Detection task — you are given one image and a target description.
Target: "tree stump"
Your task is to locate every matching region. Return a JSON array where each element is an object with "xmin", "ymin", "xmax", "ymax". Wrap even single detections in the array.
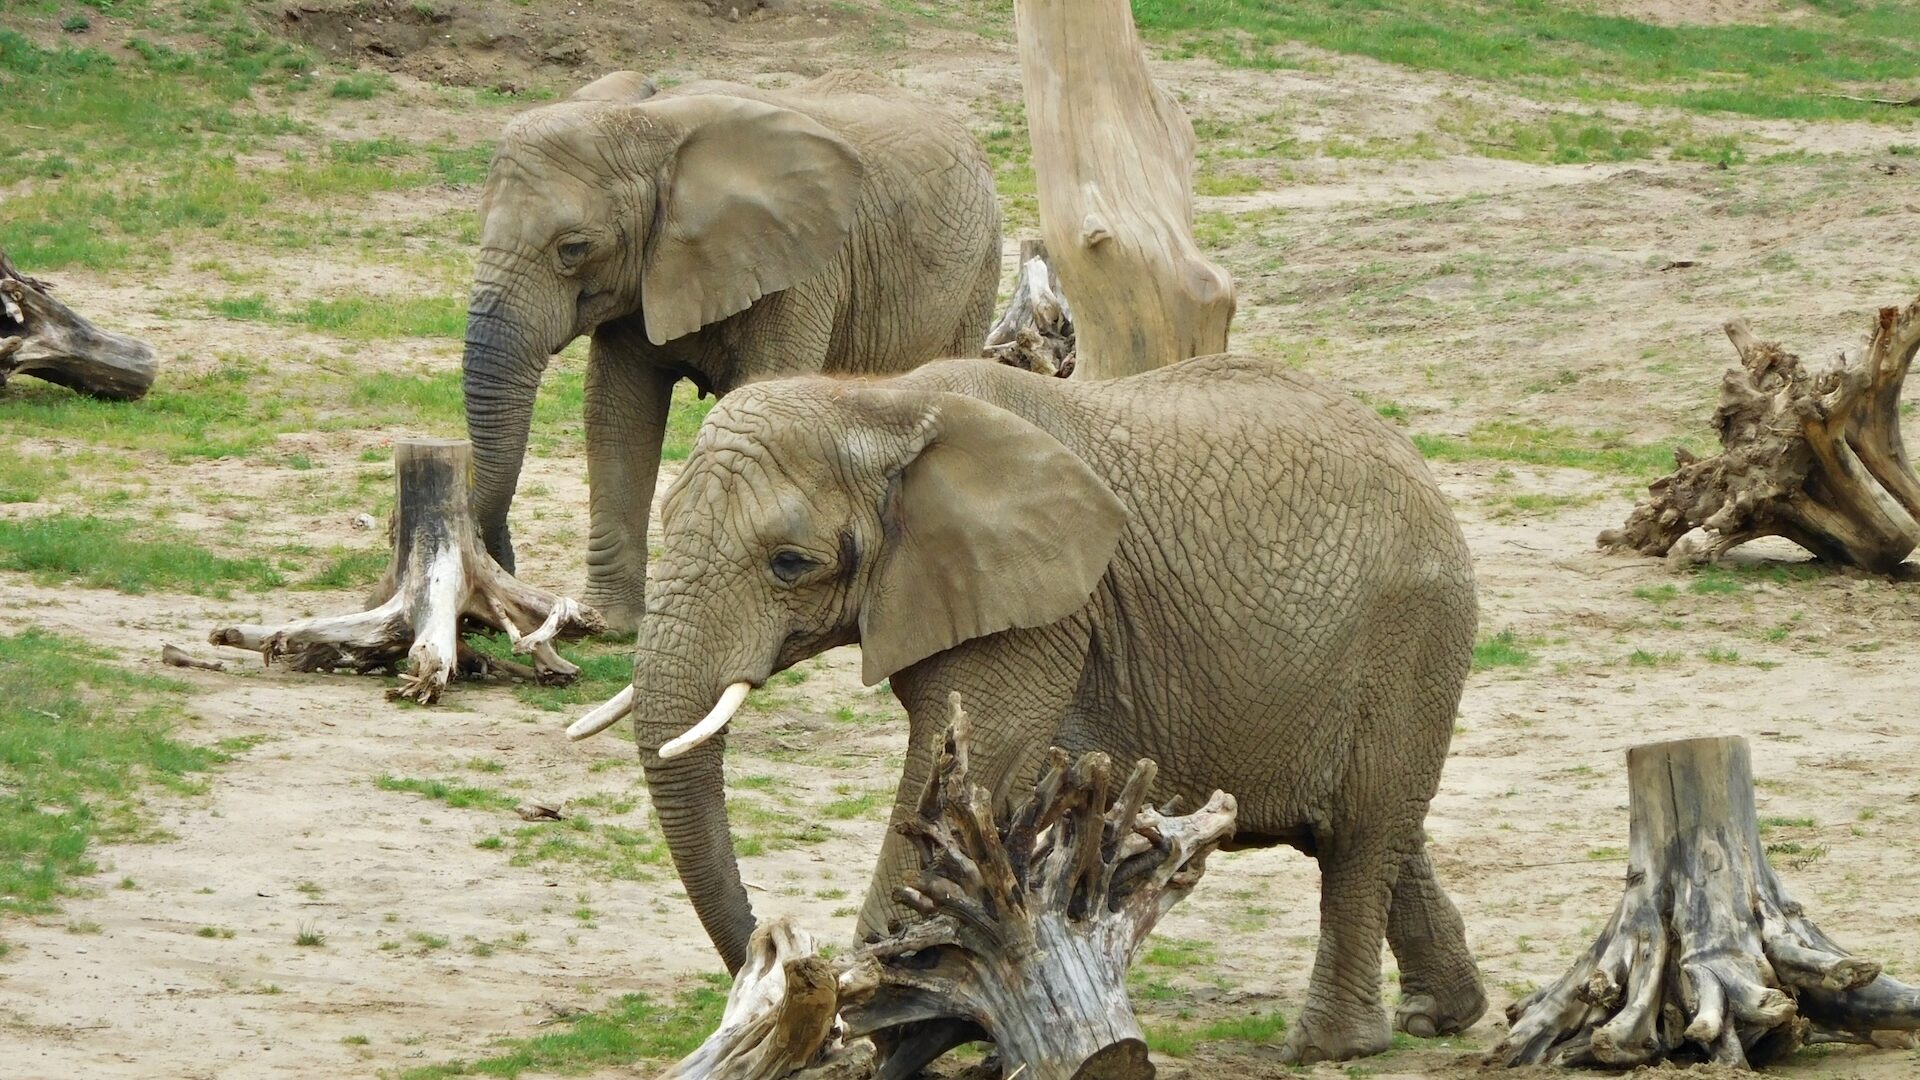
[
  {"xmin": 655, "ymin": 695, "xmax": 1239, "ymax": 1080},
  {"xmin": 1494, "ymin": 736, "xmax": 1920, "ymax": 1069},
  {"xmin": 1599, "ymin": 295, "xmax": 1920, "ymax": 572},
  {"xmin": 1013, "ymin": 0, "xmax": 1235, "ymax": 379},
  {"xmin": 0, "ymin": 247, "xmax": 156, "ymax": 401},
  {"xmin": 984, "ymin": 239, "xmax": 1075, "ymax": 378},
  {"xmin": 209, "ymin": 438, "xmax": 605, "ymax": 703}
]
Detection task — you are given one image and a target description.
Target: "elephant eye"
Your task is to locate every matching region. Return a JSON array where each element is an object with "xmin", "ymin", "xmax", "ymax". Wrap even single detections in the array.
[
  {"xmin": 557, "ymin": 239, "xmax": 591, "ymax": 264},
  {"xmin": 769, "ymin": 550, "xmax": 820, "ymax": 584}
]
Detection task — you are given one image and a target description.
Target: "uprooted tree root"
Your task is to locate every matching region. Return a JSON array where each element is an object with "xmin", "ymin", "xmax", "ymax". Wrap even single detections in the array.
[
  {"xmin": 1493, "ymin": 737, "xmax": 1920, "ymax": 1069},
  {"xmin": 656, "ymin": 694, "xmax": 1238, "ymax": 1080},
  {"xmin": 1600, "ymin": 295, "xmax": 1920, "ymax": 572},
  {"xmin": 984, "ymin": 239, "xmax": 1075, "ymax": 378},
  {"xmin": 0, "ymin": 246, "xmax": 156, "ymax": 401},
  {"xmin": 209, "ymin": 438, "xmax": 605, "ymax": 704}
]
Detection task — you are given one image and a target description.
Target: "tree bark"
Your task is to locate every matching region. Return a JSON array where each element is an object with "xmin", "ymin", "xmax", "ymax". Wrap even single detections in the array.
[
  {"xmin": 984, "ymin": 239, "xmax": 1075, "ymax": 378},
  {"xmin": 1013, "ymin": 0, "xmax": 1234, "ymax": 379},
  {"xmin": 655, "ymin": 694, "xmax": 1239, "ymax": 1080},
  {"xmin": 1599, "ymin": 295, "xmax": 1920, "ymax": 572},
  {"xmin": 209, "ymin": 438, "xmax": 604, "ymax": 703},
  {"xmin": 1493, "ymin": 736, "xmax": 1920, "ymax": 1069},
  {"xmin": 0, "ymin": 248, "xmax": 156, "ymax": 401}
]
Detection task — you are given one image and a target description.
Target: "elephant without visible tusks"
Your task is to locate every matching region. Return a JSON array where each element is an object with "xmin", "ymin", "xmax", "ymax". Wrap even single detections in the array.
[
  {"xmin": 612, "ymin": 355, "xmax": 1488, "ymax": 1064},
  {"xmin": 461, "ymin": 70, "xmax": 1001, "ymax": 631}
]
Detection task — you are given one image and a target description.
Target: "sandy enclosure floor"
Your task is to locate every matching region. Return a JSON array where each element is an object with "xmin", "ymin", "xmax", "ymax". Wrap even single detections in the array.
[{"xmin": 5, "ymin": 4, "xmax": 1920, "ymax": 1079}]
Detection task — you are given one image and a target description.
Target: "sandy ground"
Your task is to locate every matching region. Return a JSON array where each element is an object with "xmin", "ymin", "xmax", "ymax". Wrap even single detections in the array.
[{"xmin": 5, "ymin": 2, "xmax": 1920, "ymax": 1078}]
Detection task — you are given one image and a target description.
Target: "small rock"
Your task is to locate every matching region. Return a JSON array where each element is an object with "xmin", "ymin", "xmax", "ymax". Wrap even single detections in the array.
[{"xmin": 352, "ymin": 513, "xmax": 377, "ymax": 530}]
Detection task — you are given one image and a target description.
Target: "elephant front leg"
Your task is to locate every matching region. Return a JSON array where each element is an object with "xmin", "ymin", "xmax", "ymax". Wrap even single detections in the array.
[{"xmin": 584, "ymin": 343, "xmax": 674, "ymax": 633}]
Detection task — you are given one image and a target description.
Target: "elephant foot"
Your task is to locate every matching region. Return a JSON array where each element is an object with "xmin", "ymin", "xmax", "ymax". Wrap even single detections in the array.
[
  {"xmin": 582, "ymin": 587, "xmax": 643, "ymax": 635},
  {"xmin": 1395, "ymin": 985, "xmax": 1487, "ymax": 1038},
  {"xmin": 1277, "ymin": 1005, "xmax": 1391, "ymax": 1065}
]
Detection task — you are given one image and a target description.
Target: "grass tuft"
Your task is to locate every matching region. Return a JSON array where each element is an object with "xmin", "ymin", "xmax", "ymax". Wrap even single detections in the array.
[{"xmin": 400, "ymin": 985, "xmax": 728, "ymax": 1078}]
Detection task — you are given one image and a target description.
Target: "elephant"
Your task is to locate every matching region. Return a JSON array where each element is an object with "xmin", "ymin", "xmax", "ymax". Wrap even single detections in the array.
[
  {"xmin": 612, "ymin": 354, "xmax": 1488, "ymax": 1064},
  {"xmin": 460, "ymin": 69, "xmax": 1002, "ymax": 631}
]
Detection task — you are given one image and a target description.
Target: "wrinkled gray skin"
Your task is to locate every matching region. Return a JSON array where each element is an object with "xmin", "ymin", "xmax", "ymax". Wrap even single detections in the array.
[
  {"xmin": 633, "ymin": 355, "xmax": 1487, "ymax": 1064},
  {"xmin": 461, "ymin": 70, "xmax": 1000, "ymax": 630}
]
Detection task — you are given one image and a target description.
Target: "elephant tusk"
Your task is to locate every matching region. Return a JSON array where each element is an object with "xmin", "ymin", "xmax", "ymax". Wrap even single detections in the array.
[
  {"xmin": 658, "ymin": 681, "xmax": 751, "ymax": 760},
  {"xmin": 566, "ymin": 684, "xmax": 635, "ymax": 741}
]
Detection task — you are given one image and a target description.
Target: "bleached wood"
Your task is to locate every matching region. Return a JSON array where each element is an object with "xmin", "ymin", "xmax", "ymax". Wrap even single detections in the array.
[
  {"xmin": 0, "ymin": 247, "xmax": 156, "ymax": 400},
  {"xmin": 210, "ymin": 439, "xmax": 604, "ymax": 703},
  {"xmin": 984, "ymin": 239, "xmax": 1075, "ymax": 377},
  {"xmin": 1600, "ymin": 295, "xmax": 1920, "ymax": 572},
  {"xmin": 1494, "ymin": 736, "xmax": 1920, "ymax": 1069},
  {"xmin": 1013, "ymin": 0, "xmax": 1234, "ymax": 378},
  {"xmin": 654, "ymin": 695, "xmax": 1236, "ymax": 1080}
]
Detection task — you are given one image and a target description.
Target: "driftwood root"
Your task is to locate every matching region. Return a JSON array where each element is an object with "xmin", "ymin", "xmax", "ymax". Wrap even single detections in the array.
[
  {"xmin": 0, "ymin": 248, "xmax": 157, "ymax": 400},
  {"xmin": 1600, "ymin": 295, "xmax": 1920, "ymax": 572},
  {"xmin": 656, "ymin": 694, "xmax": 1238, "ymax": 1080},
  {"xmin": 208, "ymin": 439, "xmax": 604, "ymax": 703},
  {"xmin": 1493, "ymin": 737, "xmax": 1920, "ymax": 1069}
]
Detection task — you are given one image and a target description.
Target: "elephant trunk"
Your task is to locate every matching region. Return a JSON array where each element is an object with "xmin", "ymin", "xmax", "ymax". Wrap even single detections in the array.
[
  {"xmin": 633, "ymin": 617, "xmax": 758, "ymax": 974},
  {"xmin": 461, "ymin": 287, "xmax": 554, "ymax": 573}
]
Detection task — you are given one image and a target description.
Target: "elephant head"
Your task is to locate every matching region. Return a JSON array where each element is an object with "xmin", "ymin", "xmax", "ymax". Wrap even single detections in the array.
[
  {"xmin": 626, "ymin": 376, "xmax": 1126, "ymax": 971},
  {"xmin": 461, "ymin": 74, "xmax": 864, "ymax": 571}
]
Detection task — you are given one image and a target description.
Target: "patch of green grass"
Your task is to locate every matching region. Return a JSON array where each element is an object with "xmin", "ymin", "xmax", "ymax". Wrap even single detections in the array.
[
  {"xmin": 821, "ymin": 790, "xmax": 886, "ymax": 820},
  {"xmin": 1, "ymin": 631, "xmax": 228, "ymax": 930},
  {"xmin": 1627, "ymin": 648, "xmax": 1682, "ymax": 667},
  {"xmin": 1130, "ymin": 0, "xmax": 1920, "ymax": 121},
  {"xmin": 197, "ymin": 925, "xmax": 235, "ymax": 938},
  {"xmin": 211, "ymin": 294, "xmax": 466, "ymax": 340},
  {"xmin": 375, "ymin": 776, "xmax": 519, "ymax": 813},
  {"xmin": 0, "ymin": 515, "xmax": 284, "ymax": 596},
  {"xmin": 1688, "ymin": 568, "xmax": 1744, "ymax": 595},
  {"xmin": 1633, "ymin": 583, "xmax": 1680, "ymax": 607},
  {"xmin": 295, "ymin": 923, "xmax": 326, "ymax": 947},
  {"xmin": 1141, "ymin": 936, "xmax": 1215, "ymax": 969},
  {"xmin": 329, "ymin": 72, "xmax": 391, "ymax": 100},
  {"xmin": 400, "ymin": 985, "xmax": 728, "ymax": 1078},
  {"xmin": 1472, "ymin": 629, "xmax": 1536, "ymax": 671},
  {"xmin": 298, "ymin": 548, "xmax": 390, "ymax": 591},
  {"xmin": 1146, "ymin": 1010, "xmax": 1289, "ymax": 1057},
  {"xmin": 0, "ymin": 448, "xmax": 59, "ymax": 503},
  {"xmin": 1414, "ymin": 422, "xmax": 1686, "ymax": 477}
]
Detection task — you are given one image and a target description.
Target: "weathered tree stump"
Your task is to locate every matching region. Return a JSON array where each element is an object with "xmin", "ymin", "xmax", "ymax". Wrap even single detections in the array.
[
  {"xmin": 984, "ymin": 239, "xmax": 1075, "ymax": 378},
  {"xmin": 657, "ymin": 695, "xmax": 1239, "ymax": 1080},
  {"xmin": 1013, "ymin": 0, "xmax": 1235, "ymax": 379},
  {"xmin": 209, "ymin": 438, "xmax": 605, "ymax": 703},
  {"xmin": 1599, "ymin": 296, "xmax": 1920, "ymax": 572},
  {"xmin": 0, "ymin": 248, "xmax": 156, "ymax": 401},
  {"xmin": 1494, "ymin": 736, "xmax": 1920, "ymax": 1069}
]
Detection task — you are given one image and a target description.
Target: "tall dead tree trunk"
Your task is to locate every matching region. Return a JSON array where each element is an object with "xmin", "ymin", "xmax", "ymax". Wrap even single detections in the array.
[
  {"xmin": 656, "ymin": 695, "xmax": 1239, "ymax": 1080},
  {"xmin": 1600, "ymin": 296, "xmax": 1920, "ymax": 572},
  {"xmin": 210, "ymin": 438, "xmax": 604, "ymax": 703},
  {"xmin": 1494, "ymin": 737, "xmax": 1920, "ymax": 1069},
  {"xmin": 0, "ymin": 248, "xmax": 156, "ymax": 400},
  {"xmin": 1014, "ymin": 0, "xmax": 1234, "ymax": 379}
]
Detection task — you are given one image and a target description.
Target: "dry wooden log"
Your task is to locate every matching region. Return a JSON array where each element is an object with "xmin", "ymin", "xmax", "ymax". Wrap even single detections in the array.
[
  {"xmin": 1013, "ymin": 0, "xmax": 1234, "ymax": 379},
  {"xmin": 208, "ymin": 438, "xmax": 605, "ymax": 703},
  {"xmin": 1599, "ymin": 296, "xmax": 1920, "ymax": 572},
  {"xmin": 984, "ymin": 239, "xmax": 1075, "ymax": 378},
  {"xmin": 656, "ymin": 694, "xmax": 1238, "ymax": 1080},
  {"xmin": 0, "ymin": 248, "xmax": 157, "ymax": 400},
  {"xmin": 1493, "ymin": 737, "xmax": 1920, "ymax": 1069},
  {"xmin": 160, "ymin": 644, "xmax": 224, "ymax": 672}
]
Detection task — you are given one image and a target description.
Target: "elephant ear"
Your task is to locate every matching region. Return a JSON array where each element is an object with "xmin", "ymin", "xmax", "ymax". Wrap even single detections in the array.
[
  {"xmin": 639, "ymin": 96, "xmax": 863, "ymax": 346},
  {"xmin": 570, "ymin": 70, "xmax": 657, "ymax": 103},
  {"xmin": 857, "ymin": 393, "xmax": 1127, "ymax": 686}
]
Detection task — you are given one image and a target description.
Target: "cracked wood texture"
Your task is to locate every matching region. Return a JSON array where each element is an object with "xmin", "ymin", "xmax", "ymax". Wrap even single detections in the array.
[
  {"xmin": 655, "ymin": 698, "xmax": 1238, "ymax": 1080},
  {"xmin": 0, "ymin": 247, "xmax": 156, "ymax": 401},
  {"xmin": 1599, "ymin": 295, "xmax": 1920, "ymax": 572},
  {"xmin": 1013, "ymin": 0, "xmax": 1234, "ymax": 379},
  {"xmin": 208, "ymin": 438, "xmax": 605, "ymax": 703},
  {"xmin": 1494, "ymin": 736, "xmax": 1920, "ymax": 1069}
]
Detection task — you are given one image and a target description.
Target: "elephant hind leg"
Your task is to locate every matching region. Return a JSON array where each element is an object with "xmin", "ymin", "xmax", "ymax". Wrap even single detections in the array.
[
  {"xmin": 1387, "ymin": 844, "xmax": 1487, "ymax": 1038},
  {"xmin": 1280, "ymin": 824, "xmax": 1399, "ymax": 1065}
]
